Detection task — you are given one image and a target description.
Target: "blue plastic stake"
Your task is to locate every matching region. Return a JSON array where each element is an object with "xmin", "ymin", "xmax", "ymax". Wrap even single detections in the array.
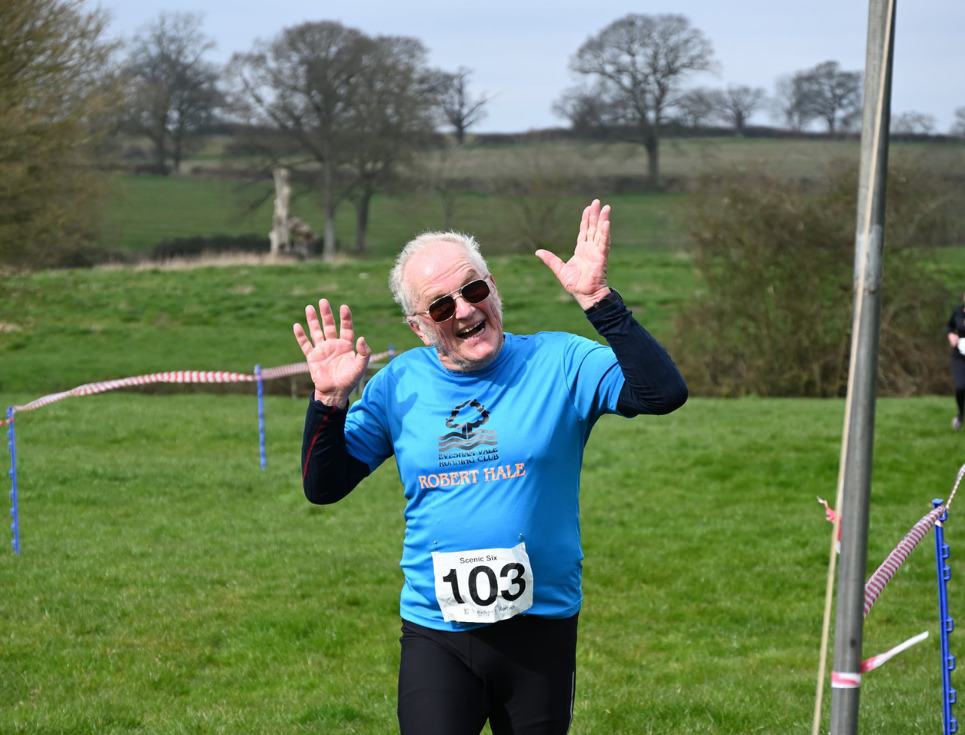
[
  {"xmin": 935, "ymin": 498, "xmax": 958, "ymax": 735},
  {"xmin": 7, "ymin": 407, "xmax": 19, "ymax": 555},
  {"xmin": 256, "ymin": 365, "xmax": 266, "ymax": 470}
]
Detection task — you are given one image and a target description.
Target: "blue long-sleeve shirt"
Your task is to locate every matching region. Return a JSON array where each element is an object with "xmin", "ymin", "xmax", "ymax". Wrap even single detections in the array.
[{"xmin": 300, "ymin": 292, "xmax": 687, "ymax": 630}]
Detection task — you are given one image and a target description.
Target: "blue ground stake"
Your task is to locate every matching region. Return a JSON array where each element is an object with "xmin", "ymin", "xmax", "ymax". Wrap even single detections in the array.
[
  {"xmin": 935, "ymin": 498, "xmax": 958, "ymax": 734},
  {"xmin": 256, "ymin": 365, "xmax": 266, "ymax": 470},
  {"xmin": 7, "ymin": 407, "xmax": 19, "ymax": 555}
]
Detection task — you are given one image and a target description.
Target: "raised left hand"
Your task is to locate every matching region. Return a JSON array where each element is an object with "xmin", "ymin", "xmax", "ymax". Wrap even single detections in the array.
[{"xmin": 535, "ymin": 199, "xmax": 612, "ymax": 310}]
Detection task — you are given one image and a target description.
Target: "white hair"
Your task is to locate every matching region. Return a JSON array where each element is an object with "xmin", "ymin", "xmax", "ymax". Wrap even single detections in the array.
[{"xmin": 388, "ymin": 231, "xmax": 490, "ymax": 316}]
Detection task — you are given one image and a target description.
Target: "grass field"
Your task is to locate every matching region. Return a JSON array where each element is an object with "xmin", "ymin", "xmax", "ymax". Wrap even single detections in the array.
[
  {"xmin": 4, "ymin": 136, "xmax": 965, "ymax": 732},
  {"xmin": 3, "ymin": 255, "xmax": 965, "ymax": 733},
  {"xmin": 103, "ymin": 177, "xmax": 690, "ymax": 256},
  {"xmin": 0, "ymin": 251, "xmax": 692, "ymax": 396},
  {"xmin": 104, "ymin": 136, "xmax": 965, "ymax": 254},
  {"xmin": 2, "ymin": 391, "xmax": 963, "ymax": 733}
]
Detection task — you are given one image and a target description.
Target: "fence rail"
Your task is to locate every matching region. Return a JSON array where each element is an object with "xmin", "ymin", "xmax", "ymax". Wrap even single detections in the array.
[{"xmin": 5, "ymin": 351, "xmax": 395, "ymax": 555}]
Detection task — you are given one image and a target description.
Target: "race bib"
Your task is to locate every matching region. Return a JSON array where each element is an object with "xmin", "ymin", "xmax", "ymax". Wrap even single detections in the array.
[
  {"xmin": 431, "ymin": 542, "xmax": 534, "ymax": 623},
  {"xmin": 958, "ymin": 340, "xmax": 965, "ymax": 356}
]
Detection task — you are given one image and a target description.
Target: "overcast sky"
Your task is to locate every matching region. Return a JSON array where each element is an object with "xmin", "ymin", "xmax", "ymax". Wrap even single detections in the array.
[{"xmin": 94, "ymin": 0, "xmax": 964, "ymax": 134}]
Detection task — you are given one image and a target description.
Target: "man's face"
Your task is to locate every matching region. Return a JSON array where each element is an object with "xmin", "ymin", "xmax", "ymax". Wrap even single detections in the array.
[{"xmin": 404, "ymin": 241, "xmax": 504, "ymax": 372}]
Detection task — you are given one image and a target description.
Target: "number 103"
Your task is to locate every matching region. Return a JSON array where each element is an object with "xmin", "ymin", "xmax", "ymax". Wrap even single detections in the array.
[{"xmin": 441, "ymin": 562, "xmax": 527, "ymax": 607}]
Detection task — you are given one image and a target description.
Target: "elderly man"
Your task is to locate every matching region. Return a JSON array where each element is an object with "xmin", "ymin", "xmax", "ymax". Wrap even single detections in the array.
[{"xmin": 294, "ymin": 199, "xmax": 687, "ymax": 735}]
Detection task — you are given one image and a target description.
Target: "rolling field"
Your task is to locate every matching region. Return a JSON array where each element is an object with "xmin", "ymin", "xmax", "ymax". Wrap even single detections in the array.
[
  {"xmin": 3, "ymin": 250, "xmax": 965, "ymax": 733},
  {"xmin": 102, "ymin": 177, "xmax": 690, "ymax": 257},
  {"xmin": 2, "ymin": 390, "xmax": 963, "ymax": 733},
  {"xmin": 3, "ymin": 135, "xmax": 965, "ymax": 733},
  {"xmin": 103, "ymin": 135, "xmax": 965, "ymax": 254}
]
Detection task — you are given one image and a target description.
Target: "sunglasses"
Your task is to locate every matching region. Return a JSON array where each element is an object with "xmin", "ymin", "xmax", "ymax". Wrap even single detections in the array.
[{"xmin": 412, "ymin": 278, "xmax": 492, "ymax": 322}]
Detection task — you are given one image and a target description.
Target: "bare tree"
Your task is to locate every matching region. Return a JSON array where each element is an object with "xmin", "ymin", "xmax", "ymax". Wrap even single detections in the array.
[
  {"xmin": 551, "ymin": 93, "xmax": 621, "ymax": 138},
  {"xmin": 437, "ymin": 67, "xmax": 490, "ymax": 145},
  {"xmin": 772, "ymin": 73, "xmax": 814, "ymax": 132},
  {"xmin": 951, "ymin": 106, "xmax": 965, "ymax": 138},
  {"xmin": 715, "ymin": 84, "xmax": 766, "ymax": 136},
  {"xmin": 674, "ymin": 87, "xmax": 720, "ymax": 130},
  {"xmin": 555, "ymin": 13, "xmax": 715, "ymax": 186},
  {"xmin": 342, "ymin": 35, "xmax": 440, "ymax": 253},
  {"xmin": 0, "ymin": 0, "xmax": 123, "ymax": 269},
  {"xmin": 227, "ymin": 22, "xmax": 365, "ymax": 259},
  {"xmin": 494, "ymin": 142, "xmax": 574, "ymax": 252},
  {"xmin": 798, "ymin": 61, "xmax": 862, "ymax": 136},
  {"xmin": 891, "ymin": 111, "xmax": 937, "ymax": 136},
  {"xmin": 228, "ymin": 22, "xmax": 439, "ymax": 259},
  {"xmin": 123, "ymin": 12, "xmax": 222, "ymax": 174}
]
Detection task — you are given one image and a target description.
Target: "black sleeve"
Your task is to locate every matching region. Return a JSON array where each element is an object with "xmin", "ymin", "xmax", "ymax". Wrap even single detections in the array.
[
  {"xmin": 301, "ymin": 397, "xmax": 371, "ymax": 505},
  {"xmin": 585, "ymin": 291, "xmax": 688, "ymax": 417}
]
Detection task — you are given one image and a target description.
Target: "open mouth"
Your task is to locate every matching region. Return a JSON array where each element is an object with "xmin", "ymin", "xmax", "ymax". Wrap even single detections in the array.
[{"xmin": 456, "ymin": 320, "xmax": 486, "ymax": 339}]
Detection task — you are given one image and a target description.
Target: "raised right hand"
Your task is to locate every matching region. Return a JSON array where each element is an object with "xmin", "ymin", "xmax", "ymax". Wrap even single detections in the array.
[{"xmin": 293, "ymin": 299, "xmax": 372, "ymax": 408}]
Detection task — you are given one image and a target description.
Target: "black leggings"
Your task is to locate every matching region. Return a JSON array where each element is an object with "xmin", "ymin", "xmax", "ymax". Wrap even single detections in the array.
[
  {"xmin": 398, "ymin": 614, "xmax": 578, "ymax": 735},
  {"xmin": 951, "ymin": 353, "xmax": 965, "ymax": 416}
]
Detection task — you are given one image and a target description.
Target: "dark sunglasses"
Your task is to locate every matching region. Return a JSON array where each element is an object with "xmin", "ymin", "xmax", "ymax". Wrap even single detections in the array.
[{"xmin": 412, "ymin": 278, "xmax": 491, "ymax": 322}]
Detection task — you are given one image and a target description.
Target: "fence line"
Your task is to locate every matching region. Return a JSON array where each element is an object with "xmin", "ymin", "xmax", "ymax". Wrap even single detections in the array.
[
  {"xmin": 863, "ymin": 505, "xmax": 947, "ymax": 617},
  {"xmin": 822, "ymin": 463, "xmax": 964, "ymax": 731},
  {"xmin": 4, "ymin": 351, "xmax": 395, "ymax": 554},
  {"xmin": 1, "ymin": 352, "xmax": 393, "ymax": 425},
  {"xmin": 5, "ymin": 364, "xmax": 963, "ymax": 727}
]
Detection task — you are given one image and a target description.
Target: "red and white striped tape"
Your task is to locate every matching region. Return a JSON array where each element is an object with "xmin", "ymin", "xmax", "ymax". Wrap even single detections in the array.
[
  {"xmin": 946, "ymin": 462, "xmax": 965, "ymax": 515},
  {"xmin": 831, "ymin": 670, "xmax": 862, "ymax": 689},
  {"xmin": 258, "ymin": 362, "xmax": 309, "ymax": 380},
  {"xmin": 1, "ymin": 350, "xmax": 397, "ymax": 425},
  {"xmin": 832, "ymin": 631, "xmax": 930, "ymax": 688},
  {"xmin": 819, "ymin": 463, "xmax": 964, "ymax": 619},
  {"xmin": 860, "ymin": 631, "xmax": 929, "ymax": 674},
  {"xmin": 11, "ymin": 370, "xmax": 256, "ymax": 416},
  {"xmin": 257, "ymin": 351, "xmax": 393, "ymax": 381},
  {"xmin": 863, "ymin": 506, "xmax": 946, "ymax": 617}
]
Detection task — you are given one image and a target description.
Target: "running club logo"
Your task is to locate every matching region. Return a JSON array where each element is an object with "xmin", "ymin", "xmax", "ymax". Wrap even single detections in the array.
[{"xmin": 437, "ymin": 399, "xmax": 499, "ymax": 466}]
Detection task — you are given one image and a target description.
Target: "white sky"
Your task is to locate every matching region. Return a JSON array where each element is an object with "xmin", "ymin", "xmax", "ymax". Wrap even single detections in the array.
[{"xmin": 94, "ymin": 0, "xmax": 964, "ymax": 134}]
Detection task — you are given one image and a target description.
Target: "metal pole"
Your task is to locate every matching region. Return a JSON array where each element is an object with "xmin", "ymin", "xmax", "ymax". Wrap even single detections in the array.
[{"xmin": 829, "ymin": 0, "xmax": 895, "ymax": 732}]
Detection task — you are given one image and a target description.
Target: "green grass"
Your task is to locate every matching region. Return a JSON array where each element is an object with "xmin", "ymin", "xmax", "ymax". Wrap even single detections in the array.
[
  {"xmin": 5, "ymin": 147, "xmax": 965, "ymax": 731},
  {"xmin": 103, "ymin": 135, "xmax": 965, "ymax": 255},
  {"xmin": 1, "ymin": 248, "xmax": 963, "ymax": 733},
  {"xmin": 0, "ymin": 250, "xmax": 693, "ymax": 396},
  {"xmin": 103, "ymin": 175, "xmax": 689, "ymax": 255},
  {"xmin": 1, "ymin": 392, "xmax": 962, "ymax": 733}
]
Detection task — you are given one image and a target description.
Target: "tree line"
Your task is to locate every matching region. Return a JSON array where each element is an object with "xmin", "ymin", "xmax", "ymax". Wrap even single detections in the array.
[{"xmin": 3, "ymin": 0, "xmax": 965, "ymax": 269}]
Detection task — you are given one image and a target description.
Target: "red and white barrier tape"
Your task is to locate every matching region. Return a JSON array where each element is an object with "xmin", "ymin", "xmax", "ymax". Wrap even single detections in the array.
[
  {"xmin": 257, "ymin": 351, "xmax": 392, "ymax": 382},
  {"xmin": 947, "ymin": 462, "xmax": 965, "ymax": 516},
  {"xmin": 863, "ymin": 506, "xmax": 946, "ymax": 617},
  {"xmin": 4, "ymin": 370, "xmax": 257, "ymax": 423},
  {"xmin": 831, "ymin": 670, "xmax": 862, "ymax": 689},
  {"xmin": 1, "ymin": 350, "xmax": 396, "ymax": 425},
  {"xmin": 860, "ymin": 631, "xmax": 929, "ymax": 674},
  {"xmin": 832, "ymin": 631, "xmax": 931, "ymax": 688},
  {"xmin": 819, "ymin": 462, "xmax": 964, "ymax": 619}
]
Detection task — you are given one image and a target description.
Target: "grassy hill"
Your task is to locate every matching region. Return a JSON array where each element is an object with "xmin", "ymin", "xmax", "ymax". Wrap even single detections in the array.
[
  {"xmin": 104, "ymin": 136, "xmax": 965, "ymax": 255},
  {"xmin": 2, "ymin": 136, "xmax": 965, "ymax": 733},
  {"xmin": 1, "ymin": 386, "xmax": 962, "ymax": 733},
  {"xmin": 0, "ymin": 249, "xmax": 691, "ymax": 397},
  {"xmin": 103, "ymin": 180, "xmax": 690, "ymax": 257}
]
